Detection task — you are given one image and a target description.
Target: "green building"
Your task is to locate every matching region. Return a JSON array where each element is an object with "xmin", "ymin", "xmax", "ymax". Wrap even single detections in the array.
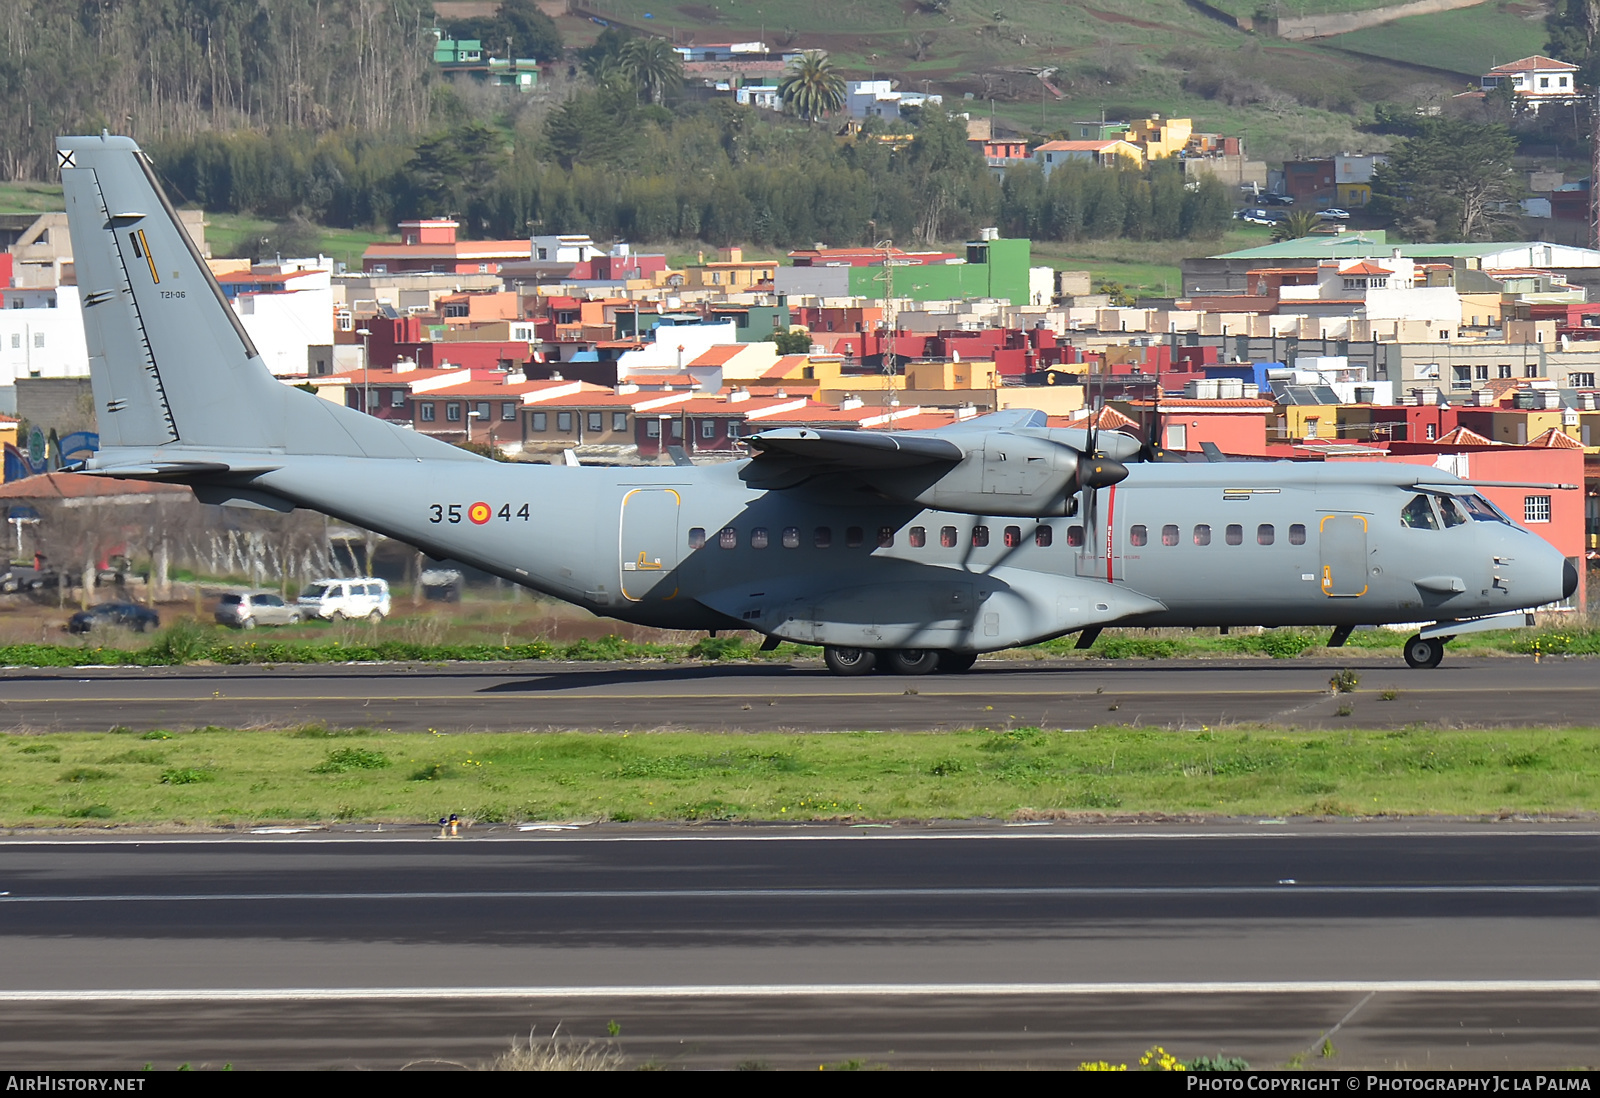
[{"xmin": 777, "ymin": 237, "xmax": 1033, "ymax": 305}]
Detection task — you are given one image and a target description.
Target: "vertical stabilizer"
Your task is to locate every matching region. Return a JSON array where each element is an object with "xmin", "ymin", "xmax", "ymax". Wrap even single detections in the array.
[{"xmin": 57, "ymin": 134, "xmax": 474, "ymax": 464}]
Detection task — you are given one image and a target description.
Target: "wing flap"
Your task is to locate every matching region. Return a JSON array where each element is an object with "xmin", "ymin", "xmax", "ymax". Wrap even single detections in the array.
[{"xmin": 747, "ymin": 428, "xmax": 965, "ymax": 469}]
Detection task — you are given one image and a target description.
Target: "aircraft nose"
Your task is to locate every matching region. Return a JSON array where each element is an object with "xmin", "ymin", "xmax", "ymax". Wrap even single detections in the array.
[{"xmin": 1563, "ymin": 558, "xmax": 1578, "ymax": 601}]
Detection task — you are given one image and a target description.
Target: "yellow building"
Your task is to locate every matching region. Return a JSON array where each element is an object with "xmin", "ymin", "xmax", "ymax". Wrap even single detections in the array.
[
  {"xmin": 681, "ymin": 247, "xmax": 777, "ymax": 291},
  {"xmin": 1122, "ymin": 114, "xmax": 1193, "ymax": 160}
]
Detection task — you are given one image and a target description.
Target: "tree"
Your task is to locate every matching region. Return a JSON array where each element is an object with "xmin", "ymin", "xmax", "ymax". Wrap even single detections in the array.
[
  {"xmin": 1546, "ymin": 0, "xmax": 1600, "ymax": 85},
  {"xmin": 619, "ymin": 37, "xmax": 683, "ymax": 106},
  {"xmin": 1368, "ymin": 119, "xmax": 1520, "ymax": 241},
  {"xmin": 1270, "ymin": 209, "xmax": 1320, "ymax": 242},
  {"xmin": 779, "ymin": 52, "xmax": 846, "ymax": 122},
  {"xmin": 768, "ymin": 328, "xmax": 813, "ymax": 355},
  {"xmin": 451, "ymin": 0, "xmax": 563, "ymax": 61}
]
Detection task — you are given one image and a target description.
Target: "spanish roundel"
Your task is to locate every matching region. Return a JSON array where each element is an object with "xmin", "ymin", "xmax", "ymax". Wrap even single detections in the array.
[{"xmin": 468, "ymin": 501, "xmax": 492, "ymax": 525}]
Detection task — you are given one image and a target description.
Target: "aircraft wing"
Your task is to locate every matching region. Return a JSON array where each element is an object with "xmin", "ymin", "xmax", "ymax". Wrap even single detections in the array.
[{"xmin": 746, "ymin": 428, "xmax": 965, "ymax": 469}]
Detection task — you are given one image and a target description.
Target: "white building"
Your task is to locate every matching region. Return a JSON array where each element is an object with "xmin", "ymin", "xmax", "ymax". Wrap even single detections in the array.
[
  {"xmin": 216, "ymin": 260, "xmax": 335, "ymax": 378},
  {"xmin": 1480, "ymin": 55, "xmax": 1581, "ymax": 110},
  {"xmin": 0, "ymin": 284, "xmax": 89, "ymax": 383},
  {"xmin": 1276, "ymin": 256, "xmax": 1463, "ymax": 331},
  {"xmin": 531, "ymin": 234, "xmax": 606, "ymax": 264},
  {"xmin": 847, "ymin": 80, "xmax": 942, "ymax": 119},
  {"xmin": 735, "ymin": 85, "xmax": 782, "ymax": 111},
  {"xmin": 614, "ymin": 320, "xmax": 740, "ymax": 375}
]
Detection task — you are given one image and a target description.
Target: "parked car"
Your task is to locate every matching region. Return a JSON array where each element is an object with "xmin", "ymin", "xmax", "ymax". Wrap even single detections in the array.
[
  {"xmin": 1240, "ymin": 209, "xmax": 1285, "ymax": 226},
  {"xmin": 215, "ymin": 591, "xmax": 303, "ymax": 629},
  {"xmin": 296, "ymin": 577, "xmax": 391, "ymax": 622},
  {"xmin": 1317, "ymin": 208, "xmax": 1351, "ymax": 220},
  {"xmin": 0, "ymin": 561, "xmax": 52, "ymax": 594},
  {"xmin": 1259, "ymin": 193, "xmax": 1295, "ymax": 206},
  {"xmin": 67, "ymin": 602, "xmax": 160, "ymax": 634}
]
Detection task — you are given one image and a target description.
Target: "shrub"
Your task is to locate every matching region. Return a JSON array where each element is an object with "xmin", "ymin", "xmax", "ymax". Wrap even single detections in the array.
[
  {"xmin": 689, "ymin": 635, "xmax": 748, "ymax": 661},
  {"xmin": 160, "ymin": 767, "xmax": 212, "ymax": 784},
  {"xmin": 1094, "ymin": 637, "xmax": 1179, "ymax": 660},
  {"xmin": 59, "ymin": 767, "xmax": 116, "ymax": 783},
  {"xmin": 143, "ymin": 620, "xmax": 213, "ymax": 665},
  {"xmin": 311, "ymin": 747, "xmax": 391, "ymax": 774},
  {"xmin": 1186, "ymin": 1055, "xmax": 1251, "ymax": 1071},
  {"xmin": 1242, "ymin": 631, "xmax": 1316, "ymax": 659}
]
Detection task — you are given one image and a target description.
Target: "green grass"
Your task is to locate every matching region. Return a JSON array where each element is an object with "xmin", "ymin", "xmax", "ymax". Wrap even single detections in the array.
[
  {"xmin": 1325, "ymin": 1, "xmax": 1547, "ymax": 77},
  {"xmin": 1207, "ymin": 0, "xmax": 1405, "ymax": 14},
  {"xmin": 204, "ymin": 211, "xmax": 395, "ymax": 269},
  {"xmin": 1021, "ymin": 226, "xmax": 1276, "ymax": 299},
  {"xmin": 3, "ymin": 724, "xmax": 1596, "ymax": 827},
  {"xmin": 0, "ymin": 180, "xmax": 65, "ymax": 214}
]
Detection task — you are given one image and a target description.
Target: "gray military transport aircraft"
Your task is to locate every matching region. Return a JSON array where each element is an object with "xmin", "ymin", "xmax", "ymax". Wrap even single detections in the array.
[{"xmin": 58, "ymin": 134, "xmax": 1577, "ymax": 675}]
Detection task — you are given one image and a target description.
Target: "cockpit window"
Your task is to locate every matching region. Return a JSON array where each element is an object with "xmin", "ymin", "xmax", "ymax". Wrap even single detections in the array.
[
  {"xmin": 1401, "ymin": 494, "xmax": 1439, "ymax": 530},
  {"xmin": 1459, "ymin": 493, "xmax": 1513, "ymax": 524},
  {"xmin": 1437, "ymin": 496, "xmax": 1469, "ymax": 528}
]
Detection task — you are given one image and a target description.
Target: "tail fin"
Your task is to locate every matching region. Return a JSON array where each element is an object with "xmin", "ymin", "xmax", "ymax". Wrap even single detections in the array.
[{"xmin": 58, "ymin": 134, "xmax": 468, "ymax": 464}]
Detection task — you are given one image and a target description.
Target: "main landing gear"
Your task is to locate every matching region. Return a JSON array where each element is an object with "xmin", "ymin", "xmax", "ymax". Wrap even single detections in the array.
[
  {"xmin": 822, "ymin": 646, "xmax": 978, "ymax": 676},
  {"xmin": 1402, "ymin": 634, "xmax": 1447, "ymax": 669}
]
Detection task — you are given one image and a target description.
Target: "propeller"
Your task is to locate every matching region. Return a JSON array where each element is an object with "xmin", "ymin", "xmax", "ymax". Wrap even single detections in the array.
[
  {"xmin": 1076, "ymin": 404, "xmax": 1129, "ymax": 566},
  {"xmin": 1136, "ymin": 371, "xmax": 1182, "ymax": 463}
]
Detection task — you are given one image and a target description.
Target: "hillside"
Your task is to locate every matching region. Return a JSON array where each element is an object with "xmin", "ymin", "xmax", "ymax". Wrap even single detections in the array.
[{"xmin": 558, "ymin": 0, "xmax": 1549, "ymax": 161}]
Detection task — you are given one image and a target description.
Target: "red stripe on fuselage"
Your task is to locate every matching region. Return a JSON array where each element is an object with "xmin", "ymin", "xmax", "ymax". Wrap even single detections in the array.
[{"xmin": 1105, "ymin": 484, "xmax": 1117, "ymax": 583}]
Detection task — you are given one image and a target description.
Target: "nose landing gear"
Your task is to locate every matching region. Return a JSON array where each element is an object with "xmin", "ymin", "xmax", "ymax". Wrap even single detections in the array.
[{"xmin": 1402, "ymin": 634, "xmax": 1447, "ymax": 669}]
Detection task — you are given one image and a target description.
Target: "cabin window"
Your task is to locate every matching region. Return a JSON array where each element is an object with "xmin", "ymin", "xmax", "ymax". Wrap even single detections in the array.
[
  {"xmin": 719, "ymin": 526, "xmax": 738, "ymax": 549},
  {"xmin": 1129, "ymin": 524, "xmax": 1148, "ymax": 547},
  {"xmin": 782, "ymin": 526, "xmax": 800, "ymax": 549},
  {"xmin": 940, "ymin": 526, "xmax": 958, "ymax": 548},
  {"xmin": 1004, "ymin": 526, "xmax": 1022, "ymax": 548},
  {"xmin": 687, "ymin": 527, "xmax": 706, "ymax": 549},
  {"xmin": 1193, "ymin": 524, "xmax": 1212, "ymax": 546},
  {"xmin": 909, "ymin": 526, "xmax": 926, "ymax": 548},
  {"xmin": 846, "ymin": 526, "xmax": 864, "ymax": 548},
  {"xmin": 1225, "ymin": 524, "xmax": 1243, "ymax": 546},
  {"xmin": 1401, "ymin": 495, "xmax": 1440, "ymax": 530},
  {"xmin": 877, "ymin": 526, "xmax": 895, "ymax": 548},
  {"xmin": 1067, "ymin": 525, "xmax": 1084, "ymax": 547},
  {"xmin": 1162, "ymin": 524, "xmax": 1179, "ymax": 546},
  {"xmin": 1257, "ymin": 524, "xmax": 1275, "ymax": 545},
  {"xmin": 1289, "ymin": 523, "xmax": 1307, "ymax": 545},
  {"xmin": 750, "ymin": 527, "xmax": 770, "ymax": 549},
  {"xmin": 1438, "ymin": 497, "xmax": 1469, "ymax": 528},
  {"xmin": 1524, "ymin": 495, "xmax": 1551, "ymax": 523},
  {"xmin": 1035, "ymin": 525, "xmax": 1053, "ymax": 547},
  {"xmin": 815, "ymin": 526, "xmax": 833, "ymax": 548},
  {"xmin": 971, "ymin": 525, "xmax": 990, "ymax": 548}
]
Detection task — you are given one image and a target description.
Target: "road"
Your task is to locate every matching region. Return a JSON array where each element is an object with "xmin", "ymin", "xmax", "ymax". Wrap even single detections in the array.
[
  {"xmin": 0, "ymin": 824, "xmax": 1594, "ymax": 1069},
  {"xmin": 0, "ymin": 656, "xmax": 1595, "ymax": 732}
]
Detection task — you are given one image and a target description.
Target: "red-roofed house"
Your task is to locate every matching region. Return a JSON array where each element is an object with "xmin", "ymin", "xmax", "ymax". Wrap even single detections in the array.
[
  {"xmin": 1480, "ymin": 56, "xmax": 1581, "ymax": 110},
  {"xmin": 1033, "ymin": 139, "xmax": 1143, "ymax": 176},
  {"xmin": 362, "ymin": 219, "xmax": 530, "ymax": 275}
]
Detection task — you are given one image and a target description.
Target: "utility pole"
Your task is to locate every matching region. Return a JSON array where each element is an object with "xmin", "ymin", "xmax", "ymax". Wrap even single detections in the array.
[
  {"xmin": 874, "ymin": 237, "xmax": 895, "ymax": 382},
  {"xmin": 1591, "ymin": 90, "xmax": 1600, "ymax": 253}
]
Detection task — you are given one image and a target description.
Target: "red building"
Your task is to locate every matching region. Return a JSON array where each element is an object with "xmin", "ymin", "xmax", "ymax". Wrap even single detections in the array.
[{"xmin": 362, "ymin": 219, "xmax": 530, "ymax": 275}]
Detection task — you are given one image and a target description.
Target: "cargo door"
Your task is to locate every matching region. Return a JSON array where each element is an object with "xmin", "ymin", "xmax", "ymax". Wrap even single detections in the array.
[
  {"xmin": 620, "ymin": 488, "xmax": 681, "ymax": 601},
  {"xmin": 1318, "ymin": 512, "xmax": 1369, "ymax": 598}
]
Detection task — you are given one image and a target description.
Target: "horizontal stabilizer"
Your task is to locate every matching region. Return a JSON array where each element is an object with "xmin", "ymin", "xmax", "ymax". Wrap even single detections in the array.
[{"xmin": 82, "ymin": 460, "xmax": 282, "ymax": 480}]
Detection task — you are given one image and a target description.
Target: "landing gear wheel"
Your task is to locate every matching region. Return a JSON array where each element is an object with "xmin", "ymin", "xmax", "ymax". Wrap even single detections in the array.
[
  {"xmin": 823, "ymin": 646, "xmax": 877, "ymax": 676},
  {"xmin": 884, "ymin": 648, "xmax": 940, "ymax": 675},
  {"xmin": 935, "ymin": 651, "xmax": 978, "ymax": 674},
  {"xmin": 1403, "ymin": 634, "xmax": 1445, "ymax": 669}
]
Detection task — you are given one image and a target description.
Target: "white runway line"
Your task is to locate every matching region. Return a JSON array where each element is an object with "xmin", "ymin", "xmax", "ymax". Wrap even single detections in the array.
[
  {"xmin": 0, "ymin": 884, "xmax": 1592, "ymax": 903},
  {"xmin": 0, "ymin": 981, "xmax": 1594, "ymax": 1002}
]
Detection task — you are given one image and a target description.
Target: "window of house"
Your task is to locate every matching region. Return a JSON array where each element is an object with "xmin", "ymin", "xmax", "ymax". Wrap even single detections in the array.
[
  {"xmin": 1540, "ymin": 77, "xmax": 1549, "ymax": 88},
  {"xmin": 645, "ymin": 420, "xmax": 660, "ymax": 438},
  {"xmin": 1289, "ymin": 523, "xmax": 1307, "ymax": 545},
  {"xmin": 750, "ymin": 527, "xmax": 770, "ymax": 549},
  {"xmin": 782, "ymin": 527, "xmax": 800, "ymax": 549},
  {"xmin": 1305, "ymin": 418, "xmax": 1319, "ymax": 439},
  {"xmin": 613, "ymin": 412, "xmax": 628, "ymax": 432},
  {"xmin": 530, "ymin": 411, "xmax": 547, "ymax": 431},
  {"xmin": 1162, "ymin": 524, "xmax": 1179, "ymax": 546},
  {"xmin": 420, "ymin": 402, "xmax": 436, "ymax": 422},
  {"xmin": 1166, "ymin": 423, "xmax": 1186, "ymax": 450},
  {"xmin": 1452, "ymin": 366, "xmax": 1472, "ymax": 390},
  {"xmin": 502, "ymin": 402, "xmax": 516, "ymax": 420},
  {"xmin": 814, "ymin": 526, "xmax": 832, "ymax": 549},
  {"xmin": 478, "ymin": 402, "xmax": 492, "ymax": 421},
  {"xmin": 557, "ymin": 411, "xmax": 573, "ymax": 432},
  {"xmin": 688, "ymin": 527, "xmax": 706, "ymax": 549},
  {"xmin": 1525, "ymin": 364, "xmax": 1539, "ymax": 378},
  {"xmin": 1425, "ymin": 423, "xmax": 1437, "ymax": 440},
  {"xmin": 1004, "ymin": 526, "xmax": 1022, "ymax": 548},
  {"xmin": 728, "ymin": 422, "xmax": 741, "ymax": 440},
  {"xmin": 940, "ymin": 526, "xmax": 957, "ymax": 548},
  {"xmin": 1225, "ymin": 524, "xmax": 1243, "ymax": 545},
  {"xmin": 846, "ymin": 526, "xmax": 864, "ymax": 548},
  {"xmin": 1129, "ymin": 524, "xmax": 1148, "ymax": 547},
  {"xmin": 32, "ymin": 332, "xmax": 43, "ymax": 348},
  {"xmin": 719, "ymin": 526, "xmax": 738, "ymax": 549},
  {"xmin": 1525, "ymin": 495, "xmax": 1551, "ymax": 523},
  {"xmin": 1194, "ymin": 524, "xmax": 1212, "ymax": 546},
  {"xmin": 1497, "ymin": 365, "xmax": 1512, "ymax": 379},
  {"xmin": 1067, "ymin": 525, "xmax": 1084, "ymax": 547},
  {"xmin": 1257, "ymin": 524, "xmax": 1275, "ymax": 545},
  {"xmin": 909, "ymin": 526, "xmax": 925, "ymax": 548},
  {"xmin": 588, "ymin": 412, "xmax": 603, "ymax": 433},
  {"xmin": 392, "ymin": 390, "xmax": 406, "ymax": 408},
  {"xmin": 366, "ymin": 389, "xmax": 380, "ymax": 411},
  {"xmin": 1474, "ymin": 365, "xmax": 1489, "ymax": 381},
  {"xmin": 8, "ymin": 334, "xmax": 16, "ymax": 348},
  {"xmin": 446, "ymin": 402, "xmax": 462, "ymax": 422},
  {"xmin": 670, "ymin": 420, "xmax": 683, "ymax": 440},
  {"xmin": 1036, "ymin": 525, "xmax": 1053, "ymax": 547},
  {"xmin": 971, "ymin": 525, "xmax": 989, "ymax": 548},
  {"xmin": 1571, "ymin": 373, "xmax": 1595, "ymax": 388},
  {"xmin": 701, "ymin": 420, "xmax": 715, "ymax": 440}
]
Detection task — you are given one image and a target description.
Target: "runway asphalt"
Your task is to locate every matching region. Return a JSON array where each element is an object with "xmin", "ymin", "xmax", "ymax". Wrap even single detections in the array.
[
  {"xmin": 0, "ymin": 655, "xmax": 1596, "ymax": 732},
  {"xmin": 0, "ymin": 824, "xmax": 1594, "ymax": 1069}
]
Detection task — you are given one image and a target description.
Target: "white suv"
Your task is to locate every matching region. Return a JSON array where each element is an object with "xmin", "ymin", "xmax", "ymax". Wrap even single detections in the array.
[{"xmin": 296, "ymin": 578, "xmax": 391, "ymax": 622}]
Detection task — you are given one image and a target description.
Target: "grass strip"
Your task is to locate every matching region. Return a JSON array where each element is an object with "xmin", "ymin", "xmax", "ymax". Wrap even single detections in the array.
[
  {"xmin": 7, "ymin": 621, "xmax": 1598, "ymax": 668},
  {"xmin": 4, "ymin": 725, "xmax": 1596, "ymax": 828}
]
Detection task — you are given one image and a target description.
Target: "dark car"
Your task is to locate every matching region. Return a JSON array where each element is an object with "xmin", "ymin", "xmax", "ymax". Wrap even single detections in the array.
[
  {"xmin": 1259, "ymin": 193, "xmax": 1295, "ymax": 206},
  {"xmin": 67, "ymin": 603, "xmax": 161, "ymax": 634}
]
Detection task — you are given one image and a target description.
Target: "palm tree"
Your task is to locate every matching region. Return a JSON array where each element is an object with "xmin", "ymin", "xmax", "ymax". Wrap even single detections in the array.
[
  {"xmin": 779, "ymin": 51, "xmax": 846, "ymax": 122},
  {"xmin": 1270, "ymin": 210, "xmax": 1320, "ymax": 242},
  {"xmin": 619, "ymin": 37, "xmax": 682, "ymax": 106}
]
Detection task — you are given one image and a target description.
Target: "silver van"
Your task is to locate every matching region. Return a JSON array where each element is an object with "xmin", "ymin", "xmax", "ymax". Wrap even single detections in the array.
[{"xmin": 215, "ymin": 592, "xmax": 302, "ymax": 629}]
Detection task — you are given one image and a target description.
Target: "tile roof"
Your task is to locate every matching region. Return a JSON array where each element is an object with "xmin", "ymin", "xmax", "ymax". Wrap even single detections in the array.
[
  {"xmin": 0, "ymin": 473, "xmax": 191, "ymax": 500},
  {"xmin": 1340, "ymin": 261, "xmax": 1392, "ymax": 276},
  {"xmin": 1527, "ymin": 426, "xmax": 1584, "ymax": 449},
  {"xmin": 1437, "ymin": 426, "xmax": 1497, "ymax": 446},
  {"xmin": 1034, "ymin": 140, "xmax": 1129, "ymax": 152},
  {"xmin": 1488, "ymin": 55, "xmax": 1578, "ymax": 73}
]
